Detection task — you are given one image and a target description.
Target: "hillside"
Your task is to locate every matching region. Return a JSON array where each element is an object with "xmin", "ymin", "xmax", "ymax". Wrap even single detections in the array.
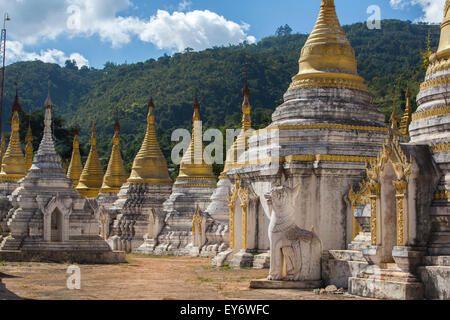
[{"xmin": 0, "ymin": 20, "xmax": 441, "ymax": 177}]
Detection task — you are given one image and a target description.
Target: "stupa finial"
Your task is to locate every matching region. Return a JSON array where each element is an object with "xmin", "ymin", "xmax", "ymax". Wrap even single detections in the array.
[{"xmin": 127, "ymin": 93, "xmax": 171, "ymax": 185}]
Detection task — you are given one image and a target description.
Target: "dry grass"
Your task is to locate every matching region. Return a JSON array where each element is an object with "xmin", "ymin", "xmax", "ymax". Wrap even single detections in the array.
[{"xmin": 0, "ymin": 255, "xmax": 367, "ymax": 300}]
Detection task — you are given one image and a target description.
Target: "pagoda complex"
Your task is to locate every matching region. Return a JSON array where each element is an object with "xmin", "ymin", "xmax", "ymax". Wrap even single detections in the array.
[
  {"xmin": 108, "ymin": 96, "xmax": 172, "ymax": 252},
  {"xmin": 150, "ymin": 95, "xmax": 217, "ymax": 255},
  {"xmin": 0, "ymin": 90, "xmax": 124, "ymax": 263}
]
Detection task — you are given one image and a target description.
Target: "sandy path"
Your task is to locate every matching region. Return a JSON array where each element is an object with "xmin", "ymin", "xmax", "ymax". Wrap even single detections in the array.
[{"xmin": 0, "ymin": 255, "xmax": 367, "ymax": 300}]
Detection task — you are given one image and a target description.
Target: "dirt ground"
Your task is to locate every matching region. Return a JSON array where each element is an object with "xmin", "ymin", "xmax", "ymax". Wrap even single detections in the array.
[{"xmin": 0, "ymin": 254, "xmax": 368, "ymax": 300}]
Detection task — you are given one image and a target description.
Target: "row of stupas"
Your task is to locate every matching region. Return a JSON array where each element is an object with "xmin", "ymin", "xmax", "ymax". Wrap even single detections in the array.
[
  {"xmin": 0, "ymin": 0, "xmax": 447, "ymax": 300},
  {"xmin": 0, "ymin": 87, "xmax": 125, "ymax": 263}
]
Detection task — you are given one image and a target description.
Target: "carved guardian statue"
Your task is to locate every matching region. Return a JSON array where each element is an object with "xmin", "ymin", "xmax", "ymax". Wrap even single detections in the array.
[{"xmin": 265, "ymin": 184, "xmax": 322, "ymax": 282}]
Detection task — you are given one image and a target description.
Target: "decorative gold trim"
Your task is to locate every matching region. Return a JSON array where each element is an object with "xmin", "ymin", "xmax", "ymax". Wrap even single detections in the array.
[
  {"xmin": 348, "ymin": 179, "xmax": 370, "ymax": 240},
  {"xmin": 368, "ymin": 181, "xmax": 381, "ymax": 246},
  {"xmin": 431, "ymin": 142, "xmax": 450, "ymax": 152},
  {"xmin": 288, "ymin": 155, "xmax": 377, "ymax": 163},
  {"xmin": 289, "ymin": 74, "xmax": 368, "ymax": 92},
  {"xmin": 412, "ymin": 106, "xmax": 450, "ymax": 121},
  {"xmin": 257, "ymin": 124, "xmax": 388, "ymax": 135},
  {"xmin": 192, "ymin": 206, "xmax": 202, "ymax": 247},
  {"xmin": 0, "ymin": 173, "xmax": 26, "ymax": 182},
  {"xmin": 393, "ymin": 180, "xmax": 408, "ymax": 246},
  {"xmin": 175, "ymin": 183, "xmax": 217, "ymax": 188},
  {"xmin": 227, "ymin": 178, "xmax": 249, "ymax": 250},
  {"xmin": 420, "ymin": 75, "xmax": 450, "ymax": 90},
  {"xmin": 426, "ymin": 57, "xmax": 450, "ymax": 76},
  {"xmin": 435, "ymin": 190, "xmax": 450, "ymax": 200},
  {"xmin": 228, "ymin": 155, "xmax": 377, "ymax": 171}
]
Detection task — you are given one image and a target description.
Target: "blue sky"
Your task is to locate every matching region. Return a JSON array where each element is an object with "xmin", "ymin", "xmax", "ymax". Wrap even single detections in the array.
[{"xmin": 0, "ymin": 0, "xmax": 444, "ymax": 69}]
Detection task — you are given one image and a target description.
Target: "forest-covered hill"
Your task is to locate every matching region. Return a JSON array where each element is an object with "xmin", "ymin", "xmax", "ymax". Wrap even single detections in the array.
[{"xmin": 0, "ymin": 19, "xmax": 441, "ymax": 178}]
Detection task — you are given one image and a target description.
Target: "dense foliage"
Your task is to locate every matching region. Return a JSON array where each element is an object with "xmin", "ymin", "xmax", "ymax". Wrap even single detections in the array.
[{"xmin": 0, "ymin": 20, "xmax": 441, "ymax": 176}]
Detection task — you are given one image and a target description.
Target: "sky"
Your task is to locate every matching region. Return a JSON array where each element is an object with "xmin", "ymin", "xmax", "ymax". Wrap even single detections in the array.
[{"xmin": 0, "ymin": 0, "xmax": 446, "ymax": 69}]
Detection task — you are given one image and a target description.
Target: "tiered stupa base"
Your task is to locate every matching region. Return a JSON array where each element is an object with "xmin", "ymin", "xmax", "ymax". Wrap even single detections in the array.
[
  {"xmin": 349, "ymin": 264, "xmax": 424, "ymax": 300},
  {"xmin": 0, "ymin": 181, "xmax": 18, "ymax": 240},
  {"xmin": 150, "ymin": 185, "xmax": 216, "ymax": 256},
  {"xmin": 108, "ymin": 183, "xmax": 172, "ymax": 252}
]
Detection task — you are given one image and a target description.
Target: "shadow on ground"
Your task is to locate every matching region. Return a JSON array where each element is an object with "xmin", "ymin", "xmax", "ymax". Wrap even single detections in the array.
[{"xmin": 0, "ymin": 273, "xmax": 24, "ymax": 300}]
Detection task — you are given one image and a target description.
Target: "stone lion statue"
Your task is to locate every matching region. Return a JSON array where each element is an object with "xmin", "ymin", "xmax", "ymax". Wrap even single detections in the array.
[{"xmin": 265, "ymin": 184, "xmax": 322, "ymax": 281}]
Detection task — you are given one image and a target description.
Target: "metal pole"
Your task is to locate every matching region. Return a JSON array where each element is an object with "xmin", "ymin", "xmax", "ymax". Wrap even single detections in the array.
[{"xmin": 0, "ymin": 13, "xmax": 10, "ymax": 143}]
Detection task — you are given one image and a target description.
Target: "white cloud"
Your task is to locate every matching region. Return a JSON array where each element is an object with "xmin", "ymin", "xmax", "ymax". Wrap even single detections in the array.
[
  {"xmin": 390, "ymin": 0, "xmax": 446, "ymax": 23},
  {"xmin": 6, "ymin": 40, "xmax": 89, "ymax": 67},
  {"xmin": 178, "ymin": 1, "xmax": 192, "ymax": 12},
  {"xmin": 138, "ymin": 10, "xmax": 256, "ymax": 51},
  {"xmin": 0, "ymin": 0, "xmax": 255, "ymax": 53}
]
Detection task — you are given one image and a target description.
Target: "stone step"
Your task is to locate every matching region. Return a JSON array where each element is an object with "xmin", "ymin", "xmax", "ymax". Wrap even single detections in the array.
[
  {"xmin": 328, "ymin": 250, "xmax": 365, "ymax": 262},
  {"xmin": 253, "ymin": 252, "xmax": 270, "ymax": 269},
  {"xmin": 424, "ymin": 256, "xmax": 450, "ymax": 266},
  {"xmin": 360, "ymin": 267, "xmax": 420, "ymax": 283},
  {"xmin": 349, "ymin": 276, "xmax": 424, "ymax": 300}
]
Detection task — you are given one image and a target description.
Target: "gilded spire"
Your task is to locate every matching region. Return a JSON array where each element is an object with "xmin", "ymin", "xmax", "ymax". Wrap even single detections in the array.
[
  {"xmin": 76, "ymin": 123, "xmax": 104, "ymax": 198},
  {"xmin": 127, "ymin": 96, "xmax": 172, "ymax": 185},
  {"xmin": 67, "ymin": 129, "xmax": 83, "ymax": 187},
  {"xmin": 0, "ymin": 133, "xmax": 6, "ymax": 169},
  {"xmin": 176, "ymin": 93, "xmax": 216, "ymax": 184},
  {"xmin": 399, "ymin": 87, "xmax": 412, "ymax": 136},
  {"xmin": 435, "ymin": 0, "xmax": 450, "ymax": 59},
  {"xmin": 100, "ymin": 112, "xmax": 128, "ymax": 193},
  {"xmin": 220, "ymin": 78, "xmax": 253, "ymax": 179},
  {"xmin": 289, "ymin": 0, "xmax": 367, "ymax": 92},
  {"xmin": 0, "ymin": 90, "xmax": 26, "ymax": 182},
  {"xmin": 25, "ymin": 115, "xmax": 33, "ymax": 172},
  {"xmin": 390, "ymin": 98, "xmax": 399, "ymax": 130}
]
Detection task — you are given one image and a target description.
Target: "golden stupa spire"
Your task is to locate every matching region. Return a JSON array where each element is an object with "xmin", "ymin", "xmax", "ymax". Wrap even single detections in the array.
[
  {"xmin": 435, "ymin": 0, "xmax": 450, "ymax": 59},
  {"xmin": 176, "ymin": 93, "xmax": 216, "ymax": 183},
  {"xmin": 0, "ymin": 89, "xmax": 26, "ymax": 182},
  {"xmin": 399, "ymin": 86, "xmax": 412, "ymax": 136},
  {"xmin": 390, "ymin": 97, "xmax": 399, "ymax": 130},
  {"xmin": 67, "ymin": 128, "xmax": 83, "ymax": 187},
  {"xmin": 100, "ymin": 111, "xmax": 128, "ymax": 193},
  {"xmin": 76, "ymin": 122, "xmax": 104, "ymax": 198},
  {"xmin": 0, "ymin": 133, "xmax": 6, "ymax": 169},
  {"xmin": 290, "ymin": 0, "xmax": 367, "ymax": 92},
  {"xmin": 128, "ymin": 95, "xmax": 171, "ymax": 184},
  {"xmin": 220, "ymin": 78, "xmax": 253, "ymax": 179},
  {"xmin": 25, "ymin": 115, "xmax": 33, "ymax": 172}
]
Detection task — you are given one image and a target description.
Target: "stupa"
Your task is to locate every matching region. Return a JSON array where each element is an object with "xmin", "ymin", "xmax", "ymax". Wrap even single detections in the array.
[
  {"xmin": 0, "ymin": 89, "xmax": 125, "ymax": 263},
  {"xmin": 203, "ymin": 80, "xmax": 253, "ymax": 257},
  {"xmin": 25, "ymin": 118, "xmax": 34, "ymax": 173},
  {"xmin": 151, "ymin": 94, "xmax": 217, "ymax": 256},
  {"xmin": 0, "ymin": 92, "xmax": 26, "ymax": 243},
  {"xmin": 410, "ymin": 0, "xmax": 450, "ymax": 255},
  {"xmin": 67, "ymin": 129, "xmax": 83, "ymax": 188},
  {"xmin": 76, "ymin": 123, "xmax": 104, "ymax": 198},
  {"xmin": 226, "ymin": 0, "xmax": 387, "ymax": 267},
  {"xmin": 0, "ymin": 89, "xmax": 27, "ymax": 185},
  {"xmin": 97, "ymin": 114, "xmax": 127, "ymax": 208},
  {"xmin": 108, "ymin": 96, "xmax": 172, "ymax": 252}
]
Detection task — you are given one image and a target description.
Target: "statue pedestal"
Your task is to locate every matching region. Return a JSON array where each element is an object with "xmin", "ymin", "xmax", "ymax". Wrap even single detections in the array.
[
  {"xmin": 249, "ymin": 279, "xmax": 322, "ymax": 290},
  {"xmin": 348, "ymin": 264, "xmax": 424, "ymax": 300},
  {"xmin": 229, "ymin": 249, "xmax": 255, "ymax": 268}
]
